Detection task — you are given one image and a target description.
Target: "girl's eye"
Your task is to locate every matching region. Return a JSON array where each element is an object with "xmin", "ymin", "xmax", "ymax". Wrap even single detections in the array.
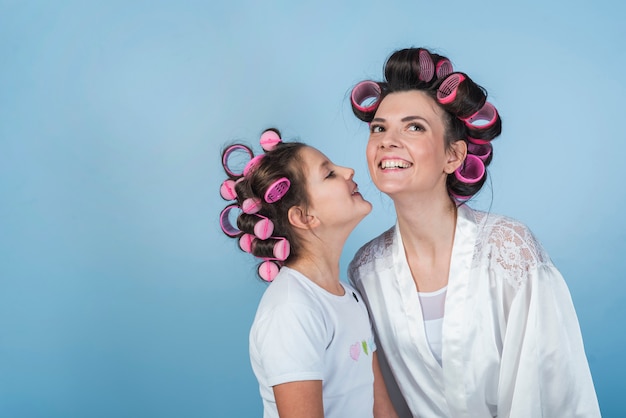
[{"xmin": 326, "ymin": 170, "xmax": 336, "ymax": 179}]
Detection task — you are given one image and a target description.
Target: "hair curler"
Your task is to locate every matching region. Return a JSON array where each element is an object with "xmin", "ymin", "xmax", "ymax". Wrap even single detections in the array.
[
  {"xmin": 351, "ymin": 81, "xmax": 382, "ymax": 113},
  {"xmin": 454, "ymin": 154, "xmax": 485, "ymax": 184},
  {"xmin": 436, "ymin": 59, "xmax": 453, "ymax": 79},
  {"xmin": 222, "ymin": 144, "xmax": 254, "ymax": 177},
  {"xmin": 260, "ymin": 129, "xmax": 282, "ymax": 152},
  {"xmin": 220, "ymin": 204, "xmax": 242, "ymax": 237},
  {"xmin": 264, "ymin": 177, "xmax": 291, "ymax": 203},
  {"xmin": 467, "ymin": 142, "xmax": 492, "ymax": 162},
  {"xmin": 417, "ymin": 49, "xmax": 434, "ymax": 82}
]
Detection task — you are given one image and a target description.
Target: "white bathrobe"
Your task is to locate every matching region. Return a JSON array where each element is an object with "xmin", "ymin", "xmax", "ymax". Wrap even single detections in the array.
[{"xmin": 349, "ymin": 205, "xmax": 600, "ymax": 418}]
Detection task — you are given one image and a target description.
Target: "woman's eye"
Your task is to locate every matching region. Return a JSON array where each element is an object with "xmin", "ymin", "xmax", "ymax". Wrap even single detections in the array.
[
  {"xmin": 370, "ymin": 124, "xmax": 384, "ymax": 133},
  {"xmin": 408, "ymin": 123, "xmax": 424, "ymax": 132}
]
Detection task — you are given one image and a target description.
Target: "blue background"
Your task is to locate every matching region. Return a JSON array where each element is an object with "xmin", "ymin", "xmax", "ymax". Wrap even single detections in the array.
[{"xmin": 1, "ymin": 1, "xmax": 624, "ymax": 416}]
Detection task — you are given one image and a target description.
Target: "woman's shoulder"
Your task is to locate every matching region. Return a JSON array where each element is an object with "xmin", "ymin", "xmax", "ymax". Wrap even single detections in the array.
[{"xmin": 349, "ymin": 225, "xmax": 396, "ymax": 271}]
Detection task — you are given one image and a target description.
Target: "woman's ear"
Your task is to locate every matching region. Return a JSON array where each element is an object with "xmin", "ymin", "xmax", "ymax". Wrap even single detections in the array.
[
  {"xmin": 444, "ymin": 139, "xmax": 468, "ymax": 174},
  {"xmin": 288, "ymin": 206, "xmax": 319, "ymax": 230}
]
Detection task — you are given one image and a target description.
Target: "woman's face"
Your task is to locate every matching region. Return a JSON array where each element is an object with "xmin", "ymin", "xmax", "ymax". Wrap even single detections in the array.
[
  {"xmin": 301, "ymin": 146, "xmax": 372, "ymax": 230},
  {"xmin": 366, "ymin": 90, "xmax": 459, "ymax": 200}
]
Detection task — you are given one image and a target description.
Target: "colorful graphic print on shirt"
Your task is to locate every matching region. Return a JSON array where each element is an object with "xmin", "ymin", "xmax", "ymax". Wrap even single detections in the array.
[{"xmin": 349, "ymin": 337, "xmax": 376, "ymax": 361}]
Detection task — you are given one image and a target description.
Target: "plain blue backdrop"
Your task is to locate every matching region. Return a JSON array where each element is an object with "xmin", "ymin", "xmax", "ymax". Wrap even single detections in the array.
[{"xmin": 1, "ymin": 1, "xmax": 624, "ymax": 416}]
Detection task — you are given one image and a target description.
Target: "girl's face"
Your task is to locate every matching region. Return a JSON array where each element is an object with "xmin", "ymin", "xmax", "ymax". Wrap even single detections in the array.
[
  {"xmin": 301, "ymin": 146, "xmax": 372, "ymax": 230},
  {"xmin": 366, "ymin": 90, "xmax": 461, "ymax": 200}
]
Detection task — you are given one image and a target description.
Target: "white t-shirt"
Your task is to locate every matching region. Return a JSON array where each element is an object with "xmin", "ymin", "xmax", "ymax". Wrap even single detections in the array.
[{"xmin": 249, "ymin": 266, "xmax": 376, "ymax": 418}]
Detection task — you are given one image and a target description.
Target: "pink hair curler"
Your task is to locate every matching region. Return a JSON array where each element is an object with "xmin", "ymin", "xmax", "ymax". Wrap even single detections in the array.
[
  {"xmin": 264, "ymin": 177, "xmax": 291, "ymax": 203},
  {"xmin": 454, "ymin": 154, "xmax": 485, "ymax": 184},
  {"xmin": 467, "ymin": 142, "xmax": 492, "ymax": 162},
  {"xmin": 253, "ymin": 214, "xmax": 274, "ymax": 240},
  {"xmin": 220, "ymin": 179, "xmax": 237, "ymax": 201},
  {"xmin": 258, "ymin": 260, "xmax": 280, "ymax": 282},
  {"xmin": 436, "ymin": 59, "xmax": 453, "ymax": 79},
  {"xmin": 437, "ymin": 73, "xmax": 466, "ymax": 105},
  {"xmin": 260, "ymin": 130, "xmax": 282, "ymax": 152},
  {"xmin": 220, "ymin": 204, "xmax": 242, "ymax": 237},
  {"xmin": 241, "ymin": 197, "xmax": 262, "ymax": 214},
  {"xmin": 417, "ymin": 49, "xmax": 434, "ymax": 82},
  {"xmin": 272, "ymin": 238, "xmax": 290, "ymax": 261},
  {"xmin": 351, "ymin": 81, "xmax": 382, "ymax": 113},
  {"xmin": 462, "ymin": 102, "xmax": 498, "ymax": 130},
  {"xmin": 239, "ymin": 233, "xmax": 254, "ymax": 253},
  {"xmin": 222, "ymin": 144, "xmax": 254, "ymax": 177},
  {"xmin": 243, "ymin": 155, "xmax": 265, "ymax": 177}
]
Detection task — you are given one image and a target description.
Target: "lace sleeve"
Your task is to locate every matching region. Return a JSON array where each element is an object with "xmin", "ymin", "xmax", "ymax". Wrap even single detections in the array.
[
  {"xmin": 349, "ymin": 226, "xmax": 395, "ymax": 278},
  {"xmin": 476, "ymin": 213, "xmax": 551, "ymax": 290}
]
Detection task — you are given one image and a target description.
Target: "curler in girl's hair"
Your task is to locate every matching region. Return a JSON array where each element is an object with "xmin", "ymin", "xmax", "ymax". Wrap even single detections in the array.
[
  {"xmin": 264, "ymin": 177, "xmax": 291, "ymax": 203},
  {"xmin": 220, "ymin": 204, "xmax": 242, "ymax": 237},
  {"xmin": 454, "ymin": 154, "xmax": 485, "ymax": 184},
  {"xmin": 467, "ymin": 142, "xmax": 492, "ymax": 162},
  {"xmin": 243, "ymin": 155, "xmax": 265, "ymax": 177},
  {"xmin": 253, "ymin": 214, "xmax": 274, "ymax": 240},
  {"xmin": 260, "ymin": 129, "xmax": 282, "ymax": 152},
  {"xmin": 242, "ymin": 197, "xmax": 262, "ymax": 214},
  {"xmin": 239, "ymin": 233, "xmax": 255, "ymax": 253},
  {"xmin": 272, "ymin": 238, "xmax": 290, "ymax": 261},
  {"xmin": 223, "ymin": 144, "xmax": 254, "ymax": 177},
  {"xmin": 258, "ymin": 260, "xmax": 280, "ymax": 282},
  {"xmin": 436, "ymin": 59, "xmax": 453, "ymax": 79},
  {"xmin": 220, "ymin": 179, "xmax": 238, "ymax": 201},
  {"xmin": 416, "ymin": 49, "xmax": 434, "ymax": 82},
  {"xmin": 351, "ymin": 81, "xmax": 382, "ymax": 113}
]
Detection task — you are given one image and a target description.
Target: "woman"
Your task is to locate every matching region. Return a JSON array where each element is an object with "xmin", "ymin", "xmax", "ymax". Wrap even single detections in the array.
[
  {"xmin": 219, "ymin": 129, "xmax": 397, "ymax": 417},
  {"xmin": 348, "ymin": 48, "xmax": 600, "ymax": 417}
]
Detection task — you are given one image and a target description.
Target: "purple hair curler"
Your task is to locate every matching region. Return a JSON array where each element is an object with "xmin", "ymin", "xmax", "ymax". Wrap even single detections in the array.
[
  {"xmin": 462, "ymin": 102, "xmax": 498, "ymax": 131},
  {"xmin": 260, "ymin": 130, "xmax": 282, "ymax": 152},
  {"xmin": 351, "ymin": 81, "xmax": 382, "ymax": 113},
  {"xmin": 417, "ymin": 49, "xmax": 434, "ymax": 82},
  {"xmin": 253, "ymin": 214, "xmax": 274, "ymax": 240},
  {"xmin": 467, "ymin": 142, "xmax": 492, "ymax": 162},
  {"xmin": 220, "ymin": 179, "xmax": 237, "ymax": 201},
  {"xmin": 258, "ymin": 260, "xmax": 280, "ymax": 282},
  {"xmin": 222, "ymin": 144, "xmax": 254, "ymax": 177},
  {"xmin": 436, "ymin": 59, "xmax": 453, "ymax": 79},
  {"xmin": 264, "ymin": 177, "xmax": 291, "ymax": 203},
  {"xmin": 220, "ymin": 204, "xmax": 242, "ymax": 237},
  {"xmin": 242, "ymin": 197, "xmax": 262, "ymax": 214},
  {"xmin": 437, "ymin": 73, "xmax": 466, "ymax": 105},
  {"xmin": 454, "ymin": 154, "xmax": 485, "ymax": 184}
]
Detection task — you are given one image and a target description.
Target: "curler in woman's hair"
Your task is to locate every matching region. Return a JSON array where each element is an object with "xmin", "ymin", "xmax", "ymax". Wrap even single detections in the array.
[
  {"xmin": 462, "ymin": 102, "xmax": 498, "ymax": 131},
  {"xmin": 253, "ymin": 214, "xmax": 274, "ymax": 240},
  {"xmin": 220, "ymin": 204, "xmax": 242, "ymax": 237},
  {"xmin": 260, "ymin": 129, "xmax": 282, "ymax": 152},
  {"xmin": 417, "ymin": 49, "xmax": 434, "ymax": 82},
  {"xmin": 222, "ymin": 144, "xmax": 254, "ymax": 177},
  {"xmin": 258, "ymin": 260, "xmax": 280, "ymax": 282},
  {"xmin": 264, "ymin": 177, "xmax": 291, "ymax": 203},
  {"xmin": 242, "ymin": 197, "xmax": 262, "ymax": 214},
  {"xmin": 454, "ymin": 154, "xmax": 485, "ymax": 184},
  {"xmin": 351, "ymin": 81, "xmax": 382, "ymax": 113},
  {"xmin": 436, "ymin": 59, "xmax": 453, "ymax": 79},
  {"xmin": 467, "ymin": 142, "xmax": 492, "ymax": 162},
  {"xmin": 437, "ymin": 73, "xmax": 466, "ymax": 104},
  {"xmin": 220, "ymin": 179, "xmax": 237, "ymax": 201}
]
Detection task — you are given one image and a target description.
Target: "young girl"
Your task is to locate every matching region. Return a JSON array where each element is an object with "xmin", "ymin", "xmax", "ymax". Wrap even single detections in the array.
[
  {"xmin": 219, "ymin": 129, "xmax": 397, "ymax": 418},
  {"xmin": 348, "ymin": 47, "xmax": 600, "ymax": 417}
]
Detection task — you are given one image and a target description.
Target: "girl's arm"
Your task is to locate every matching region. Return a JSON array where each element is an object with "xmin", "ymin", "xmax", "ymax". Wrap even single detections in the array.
[
  {"xmin": 373, "ymin": 352, "xmax": 398, "ymax": 418},
  {"xmin": 273, "ymin": 380, "xmax": 324, "ymax": 418}
]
